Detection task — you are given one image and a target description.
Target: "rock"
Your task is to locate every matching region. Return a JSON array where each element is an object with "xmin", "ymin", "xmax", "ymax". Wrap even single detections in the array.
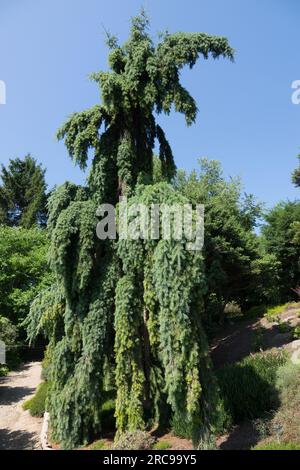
[
  {"xmin": 283, "ymin": 315, "xmax": 296, "ymax": 322},
  {"xmin": 291, "ymin": 349, "xmax": 300, "ymax": 365},
  {"xmin": 291, "ymin": 340, "xmax": 300, "ymax": 350}
]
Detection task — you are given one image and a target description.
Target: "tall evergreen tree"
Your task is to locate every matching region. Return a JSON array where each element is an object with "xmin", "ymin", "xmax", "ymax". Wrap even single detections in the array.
[
  {"xmin": 0, "ymin": 154, "xmax": 47, "ymax": 228},
  {"xmin": 26, "ymin": 12, "xmax": 234, "ymax": 449}
]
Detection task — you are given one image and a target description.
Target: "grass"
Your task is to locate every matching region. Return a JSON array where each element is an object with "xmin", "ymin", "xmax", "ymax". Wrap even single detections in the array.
[
  {"xmin": 246, "ymin": 302, "xmax": 300, "ymax": 322},
  {"xmin": 253, "ymin": 442, "xmax": 300, "ymax": 450},
  {"xmin": 265, "ymin": 303, "xmax": 295, "ymax": 320},
  {"xmin": 23, "ymin": 381, "xmax": 49, "ymax": 417},
  {"xmin": 153, "ymin": 440, "xmax": 172, "ymax": 450},
  {"xmin": 217, "ymin": 351, "xmax": 287, "ymax": 424},
  {"xmin": 251, "ymin": 362, "xmax": 300, "ymax": 449},
  {"xmin": 270, "ymin": 362, "xmax": 300, "ymax": 444},
  {"xmin": 90, "ymin": 440, "xmax": 108, "ymax": 450}
]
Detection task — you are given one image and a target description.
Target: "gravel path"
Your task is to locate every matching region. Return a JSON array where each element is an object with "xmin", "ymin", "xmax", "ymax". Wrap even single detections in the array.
[{"xmin": 0, "ymin": 362, "xmax": 42, "ymax": 450}]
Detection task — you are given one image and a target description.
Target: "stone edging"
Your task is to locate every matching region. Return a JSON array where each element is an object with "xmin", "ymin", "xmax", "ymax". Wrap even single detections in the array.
[{"xmin": 41, "ymin": 412, "xmax": 53, "ymax": 450}]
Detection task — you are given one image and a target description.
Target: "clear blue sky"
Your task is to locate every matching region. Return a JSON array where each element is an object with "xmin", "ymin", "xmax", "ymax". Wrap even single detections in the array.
[{"xmin": 0, "ymin": 0, "xmax": 299, "ymax": 208}]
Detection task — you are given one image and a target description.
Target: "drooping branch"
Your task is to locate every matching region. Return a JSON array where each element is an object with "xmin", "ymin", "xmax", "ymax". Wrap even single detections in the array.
[
  {"xmin": 57, "ymin": 105, "xmax": 108, "ymax": 169},
  {"xmin": 156, "ymin": 32, "xmax": 234, "ymax": 123},
  {"xmin": 156, "ymin": 125, "xmax": 176, "ymax": 180}
]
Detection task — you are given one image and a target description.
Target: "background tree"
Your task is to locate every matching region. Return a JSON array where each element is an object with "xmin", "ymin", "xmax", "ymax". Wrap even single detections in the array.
[
  {"xmin": 26, "ymin": 12, "xmax": 234, "ymax": 449},
  {"xmin": 176, "ymin": 159, "xmax": 264, "ymax": 322},
  {"xmin": 261, "ymin": 201, "xmax": 300, "ymax": 301},
  {"xmin": 248, "ymin": 252, "xmax": 281, "ymax": 307},
  {"xmin": 0, "ymin": 154, "xmax": 48, "ymax": 228},
  {"xmin": 0, "ymin": 226, "xmax": 51, "ymax": 333},
  {"xmin": 292, "ymin": 154, "xmax": 300, "ymax": 187}
]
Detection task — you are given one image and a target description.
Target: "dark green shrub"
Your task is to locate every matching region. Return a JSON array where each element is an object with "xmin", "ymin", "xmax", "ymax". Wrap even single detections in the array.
[
  {"xmin": 217, "ymin": 352, "xmax": 287, "ymax": 424},
  {"xmin": 23, "ymin": 381, "xmax": 49, "ymax": 417}
]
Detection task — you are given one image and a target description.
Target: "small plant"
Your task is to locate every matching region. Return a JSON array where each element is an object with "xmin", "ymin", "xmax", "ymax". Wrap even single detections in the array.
[
  {"xmin": 251, "ymin": 326, "xmax": 266, "ymax": 352},
  {"xmin": 113, "ymin": 431, "xmax": 156, "ymax": 450},
  {"xmin": 153, "ymin": 441, "xmax": 172, "ymax": 450},
  {"xmin": 0, "ymin": 364, "xmax": 8, "ymax": 377},
  {"xmin": 293, "ymin": 325, "xmax": 300, "ymax": 339},
  {"xmin": 253, "ymin": 416, "xmax": 272, "ymax": 440},
  {"xmin": 197, "ymin": 434, "xmax": 218, "ymax": 450},
  {"xmin": 277, "ymin": 321, "xmax": 292, "ymax": 334},
  {"xmin": 224, "ymin": 302, "xmax": 242, "ymax": 320},
  {"xmin": 276, "ymin": 362, "xmax": 300, "ymax": 393},
  {"xmin": 23, "ymin": 382, "xmax": 49, "ymax": 417}
]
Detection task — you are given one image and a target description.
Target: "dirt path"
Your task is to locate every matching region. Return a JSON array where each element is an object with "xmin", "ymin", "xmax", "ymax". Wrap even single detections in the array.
[
  {"xmin": 211, "ymin": 303, "xmax": 300, "ymax": 369},
  {"xmin": 0, "ymin": 362, "xmax": 42, "ymax": 450},
  {"xmin": 213, "ymin": 303, "xmax": 300, "ymax": 450},
  {"xmin": 210, "ymin": 318, "xmax": 259, "ymax": 368}
]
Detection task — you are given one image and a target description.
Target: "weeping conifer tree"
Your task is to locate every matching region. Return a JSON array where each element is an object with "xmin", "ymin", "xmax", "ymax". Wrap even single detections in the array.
[{"xmin": 26, "ymin": 12, "xmax": 234, "ymax": 449}]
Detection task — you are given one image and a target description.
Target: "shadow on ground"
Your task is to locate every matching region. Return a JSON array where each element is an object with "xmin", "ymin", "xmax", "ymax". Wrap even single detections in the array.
[
  {"xmin": 211, "ymin": 318, "xmax": 260, "ymax": 368},
  {"xmin": 211, "ymin": 319, "xmax": 294, "ymax": 369},
  {"xmin": 0, "ymin": 386, "xmax": 35, "ymax": 405},
  {"xmin": 0, "ymin": 428, "xmax": 39, "ymax": 450},
  {"xmin": 218, "ymin": 421, "xmax": 261, "ymax": 450}
]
